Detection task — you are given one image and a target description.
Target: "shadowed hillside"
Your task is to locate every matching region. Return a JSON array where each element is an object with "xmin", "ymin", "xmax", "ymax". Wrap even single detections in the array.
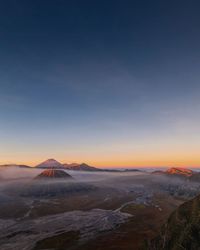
[{"xmin": 148, "ymin": 194, "xmax": 200, "ymax": 250}]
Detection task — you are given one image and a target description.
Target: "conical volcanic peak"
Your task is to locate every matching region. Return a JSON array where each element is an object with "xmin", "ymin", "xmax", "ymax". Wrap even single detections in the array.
[
  {"xmin": 35, "ymin": 159, "xmax": 63, "ymax": 169},
  {"xmin": 35, "ymin": 169, "xmax": 73, "ymax": 180}
]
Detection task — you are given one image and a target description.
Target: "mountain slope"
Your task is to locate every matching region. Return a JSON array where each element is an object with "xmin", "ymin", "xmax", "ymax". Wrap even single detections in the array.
[
  {"xmin": 63, "ymin": 163, "xmax": 101, "ymax": 171},
  {"xmin": 166, "ymin": 167, "xmax": 193, "ymax": 177},
  {"xmin": 152, "ymin": 167, "xmax": 194, "ymax": 179},
  {"xmin": 148, "ymin": 194, "xmax": 200, "ymax": 249}
]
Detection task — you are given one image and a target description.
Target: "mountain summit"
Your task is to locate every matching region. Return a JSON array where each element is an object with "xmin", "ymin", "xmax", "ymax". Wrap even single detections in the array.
[{"xmin": 35, "ymin": 159, "xmax": 63, "ymax": 169}]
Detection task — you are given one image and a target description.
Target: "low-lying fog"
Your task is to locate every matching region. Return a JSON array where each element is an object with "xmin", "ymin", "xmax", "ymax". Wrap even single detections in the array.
[
  {"xmin": 0, "ymin": 166, "xmax": 143, "ymax": 180},
  {"xmin": 0, "ymin": 166, "xmax": 200, "ymax": 199}
]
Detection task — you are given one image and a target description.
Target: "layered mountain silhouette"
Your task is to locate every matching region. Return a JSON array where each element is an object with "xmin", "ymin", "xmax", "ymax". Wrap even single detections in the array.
[
  {"xmin": 1, "ymin": 159, "xmax": 144, "ymax": 172},
  {"xmin": 35, "ymin": 159, "xmax": 101, "ymax": 171},
  {"xmin": 148, "ymin": 194, "xmax": 200, "ymax": 249},
  {"xmin": 0, "ymin": 164, "xmax": 31, "ymax": 168}
]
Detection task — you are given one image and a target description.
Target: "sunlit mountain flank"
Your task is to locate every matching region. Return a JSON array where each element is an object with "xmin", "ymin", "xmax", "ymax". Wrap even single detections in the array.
[
  {"xmin": 166, "ymin": 167, "xmax": 193, "ymax": 177},
  {"xmin": 35, "ymin": 169, "xmax": 73, "ymax": 179}
]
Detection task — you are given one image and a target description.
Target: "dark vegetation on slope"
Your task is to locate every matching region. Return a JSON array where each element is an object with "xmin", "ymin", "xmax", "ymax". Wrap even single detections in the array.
[{"xmin": 148, "ymin": 194, "xmax": 200, "ymax": 250}]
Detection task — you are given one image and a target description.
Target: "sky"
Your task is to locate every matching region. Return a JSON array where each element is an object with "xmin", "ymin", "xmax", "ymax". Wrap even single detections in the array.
[{"xmin": 1, "ymin": 0, "xmax": 200, "ymax": 167}]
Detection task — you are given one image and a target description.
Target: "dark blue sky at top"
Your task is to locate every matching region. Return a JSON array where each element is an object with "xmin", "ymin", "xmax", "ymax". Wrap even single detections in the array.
[{"xmin": 1, "ymin": 0, "xmax": 200, "ymax": 165}]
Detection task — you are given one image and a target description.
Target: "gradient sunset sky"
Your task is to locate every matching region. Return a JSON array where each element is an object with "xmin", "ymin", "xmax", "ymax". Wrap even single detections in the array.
[{"xmin": 1, "ymin": 1, "xmax": 200, "ymax": 167}]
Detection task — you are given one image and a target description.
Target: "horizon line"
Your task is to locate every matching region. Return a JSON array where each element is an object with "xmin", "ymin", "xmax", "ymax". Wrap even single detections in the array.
[{"xmin": 1, "ymin": 161, "xmax": 200, "ymax": 169}]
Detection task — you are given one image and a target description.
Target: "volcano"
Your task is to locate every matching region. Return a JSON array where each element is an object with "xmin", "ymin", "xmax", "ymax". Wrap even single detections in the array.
[
  {"xmin": 35, "ymin": 159, "xmax": 63, "ymax": 169},
  {"xmin": 35, "ymin": 169, "xmax": 73, "ymax": 180},
  {"xmin": 14, "ymin": 169, "xmax": 96, "ymax": 198}
]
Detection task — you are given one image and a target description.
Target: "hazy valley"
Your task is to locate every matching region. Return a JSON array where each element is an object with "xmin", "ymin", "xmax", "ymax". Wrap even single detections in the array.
[{"xmin": 0, "ymin": 160, "xmax": 200, "ymax": 250}]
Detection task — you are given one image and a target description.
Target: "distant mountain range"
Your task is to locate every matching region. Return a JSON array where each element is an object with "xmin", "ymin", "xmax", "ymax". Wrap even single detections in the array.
[
  {"xmin": 32, "ymin": 159, "xmax": 143, "ymax": 172},
  {"xmin": 0, "ymin": 159, "xmax": 100, "ymax": 171},
  {"xmin": 35, "ymin": 159, "xmax": 101, "ymax": 171},
  {"xmin": 35, "ymin": 160, "xmax": 145, "ymax": 172},
  {"xmin": 0, "ymin": 164, "xmax": 31, "ymax": 168},
  {"xmin": 2, "ymin": 162, "xmax": 199, "ymax": 177}
]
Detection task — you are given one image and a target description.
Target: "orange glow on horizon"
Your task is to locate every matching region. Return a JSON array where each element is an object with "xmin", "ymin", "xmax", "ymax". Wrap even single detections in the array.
[
  {"xmin": 1, "ymin": 144, "xmax": 200, "ymax": 168},
  {"xmin": 1, "ymin": 157, "xmax": 200, "ymax": 168}
]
